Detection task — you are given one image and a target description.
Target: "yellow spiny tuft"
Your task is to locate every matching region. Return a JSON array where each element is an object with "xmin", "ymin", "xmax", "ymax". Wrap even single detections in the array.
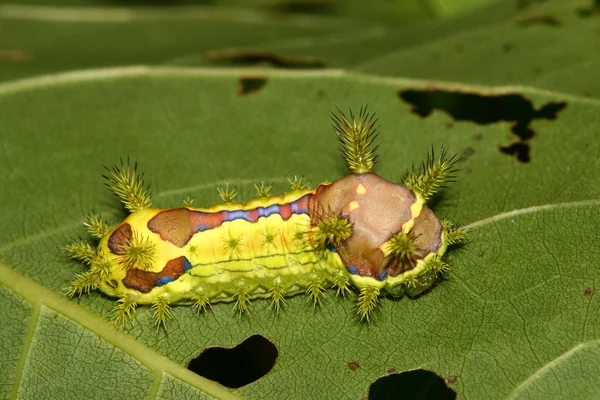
[
  {"xmin": 234, "ymin": 289, "xmax": 251, "ymax": 314},
  {"xmin": 426, "ymin": 255, "xmax": 450, "ymax": 275},
  {"xmin": 222, "ymin": 231, "xmax": 243, "ymax": 259},
  {"xmin": 254, "ymin": 181, "xmax": 272, "ymax": 197},
  {"xmin": 183, "ymin": 196, "xmax": 195, "ymax": 207},
  {"xmin": 332, "ymin": 106, "xmax": 379, "ymax": 174},
  {"xmin": 333, "ymin": 274, "xmax": 351, "ymax": 297},
  {"xmin": 441, "ymin": 218, "xmax": 466, "ymax": 246},
  {"xmin": 288, "ymin": 175, "xmax": 309, "ymax": 191},
  {"xmin": 292, "ymin": 225, "xmax": 310, "ymax": 251},
  {"xmin": 385, "ymin": 231, "xmax": 417, "ymax": 264},
  {"xmin": 119, "ymin": 230, "xmax": 156, "ymax": 271},
  {"xmin": 402, "ymin": 145, "xmax": 460, "ymax": 200},
  {"xmin": 65, "ymin": 241, "xmax": 96, "ymax": 264},
  {"xmin": 217, "ymin": 183, "xmax": 238, "ymax": 203},
  {"xmin": 111, "ymin": 295, "xmax": 137, "ymax": 328},
  {"xmin": 152, "ymin": 295, "xmax": 173, "ymax": 330},
  {"xmin": 104, "ymin": 159, "xmax": 152, "ymax": 213},
  {"xmin": 306, "ymin": 279, "xmax": 326, "ymax": 307},
  {"xmin": 269, "ymin": 281, "xmax": 286, "ymax": 313},
  {"xmin": 89, "ymin": 254, "xmax": 112, "ymax": 278},
  {"xmin": 312, "ymin": 215, "xmax": 353, "ymax": 249},
  {"xmin": 83, "ymin": 213, "xmax": 113, "ymax": 239},
  {"xmin": 192, "ymin": 291, "xmax": 210, "ymax": 313},
  {"xmin": 356, "ymin": 286, "xmax": 380, "ymax": 322},
  {"xmin": 261, "ymin": 228, "xmax": 279, "ymax": 253},
  {"xmin": 65, "ymin": 271, "xmax": 99, "ymax": 298}
]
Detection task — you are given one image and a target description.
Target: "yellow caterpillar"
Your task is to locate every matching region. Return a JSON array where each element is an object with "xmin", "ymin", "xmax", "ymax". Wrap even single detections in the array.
[{"xmin": 65, "ymin": 107, "xmax": 464, "ymax": 328}]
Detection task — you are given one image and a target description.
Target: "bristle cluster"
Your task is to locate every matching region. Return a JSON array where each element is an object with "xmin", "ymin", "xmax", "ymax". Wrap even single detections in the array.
[
  {"xmin": 83, "ymin": 213, "xmax": 113, "ymax": 239},
  {"xmin": 152, "ymin": 295, "xmax": 173, "ymax": 330},
  {"xmin": 217, "ymin": 183, "xmax": 238, "ymax": 203},
  {"xmin": 269, "ymin": 281, "xmax": 287, "ymax": 312},
  {"xmin": 356, "ymin": 286, "xmax": 380, "ymax": 322},
  {"xmin": 111, "ymin": 295, "xmax": 138, "ymax": 328},
  {"xmin": 64, "ymin": 271, "xmax": 99, "ymax": 298},
  {"xmin": 441, "ymin": 218, "xmax": 466, "ymax": 246},
  {"xmin": 288, "ymin": 175, "xmax": 309, "ymax": 191},
  {"xmin": 222, "ymin": 231, "xmax": 243, "ymax": 259},
  {"xmin": 193, "ymin": 291, "xmax": 211, "ymax": 314},
  {"xmin": 234, "ymin": 287, "xmax": 251, "ymax": 314},
  {"xmin": 402, "ymin": 145, "xmax": 460, "ymax": 200},
  {"xmin": 312, "ymin": 215, "xmax": 353, "ymax": 249},
  {"xmin": 183, "ymin": 196, "xmax": 195, "ymax": 207},
  {"xmin": 118, "ymin": 231, "xmax": 156, "ymax": 271},
  {"xmin": 426, "ymin": 255, "xmax": 449, "ymax": 275},
  {"xmin": 332, "ymin": 106, "xmax": 379, "ymax": 174},
  {"xmin": 255, "ymin": 181, "xmax": 272, "ymax": 197},
  {"xmin": 306, "ymin": 278, "xmax": 326, "ymax": 307},
  {"xmin": 386, "ymin": 231, "xmax": 417, "ymax": 264},
  {"xmin": 66, "ymin": 241, "xmax": 96, "ymax": 264},
  {"xmin": 104, "ymin": 159, "xmax": 152, "ymax": 213}
]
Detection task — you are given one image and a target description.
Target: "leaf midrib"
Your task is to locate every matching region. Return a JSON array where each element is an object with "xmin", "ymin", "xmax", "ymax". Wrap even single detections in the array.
[{"xmin": 0, "ymin": 263, "xmax": 241, "ymax": 400}]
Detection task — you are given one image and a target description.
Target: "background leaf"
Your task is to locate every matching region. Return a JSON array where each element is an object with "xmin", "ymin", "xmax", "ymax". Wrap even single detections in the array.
[{"xmin": 1, "ymin": 0, "xmax": 599, "ymax": 399}]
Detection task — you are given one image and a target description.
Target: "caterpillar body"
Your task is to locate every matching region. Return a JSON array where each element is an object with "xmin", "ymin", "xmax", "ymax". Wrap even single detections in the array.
[{"xmin": 66, "ymin": 107, "xmax": 465, "ymax": 328}]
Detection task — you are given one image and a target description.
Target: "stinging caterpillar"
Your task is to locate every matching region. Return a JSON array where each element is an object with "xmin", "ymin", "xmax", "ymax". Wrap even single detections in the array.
[{"xmin": 65, "ymin": 107, "xmax": 465, "ymax": 328}]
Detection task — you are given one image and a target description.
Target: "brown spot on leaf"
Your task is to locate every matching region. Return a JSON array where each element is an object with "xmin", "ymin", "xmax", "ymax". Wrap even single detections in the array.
[
  {"xmin": 462, "ymin": 147, "xmax": 476, "ymax": 159},
  {"xmin": 447, "ymin": 375, "xmax": 459, "ymax": 384},
  {"xmin": 477, "ymin": 251, "xmax": 485, "ymax": 257},
  {"xmin": 205, "ymin": 48, "xmax": 326, "ymax": 69},
  {"xmin": 0, "ymin": 49, "xmax": 31, "ymax": 62},
  {"xmin": 398, "ymin": 88, "xmax": 567, "ymax": 164},
  {"xmin": 237, "ymin": 76, "xmax": 267, "ymax": 96},
  {"xmin": 347, "ymin": 361, "xmax": 360, "ymax": 371},
  {"xmin": 584, "ymin": 287, "xmax": 594, "ymax": 296},
  {"xmin": 386, "ymin": 368, "xmax": 397, "ymax": 375}
]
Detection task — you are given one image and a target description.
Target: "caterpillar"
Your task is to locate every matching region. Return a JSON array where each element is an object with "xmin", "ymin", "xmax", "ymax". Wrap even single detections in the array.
[{"xmin": 65, "ymin": 107, "xmax": 465, "ymax": 328}]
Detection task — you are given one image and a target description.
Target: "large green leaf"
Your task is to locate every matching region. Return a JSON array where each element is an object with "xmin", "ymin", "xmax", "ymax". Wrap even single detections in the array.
[{"xmin": 1, "ymin": 67, "xmax": 599, "ymax": 399}]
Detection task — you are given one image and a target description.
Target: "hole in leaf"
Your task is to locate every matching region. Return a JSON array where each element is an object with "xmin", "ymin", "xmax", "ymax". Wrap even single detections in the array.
[
  {"xmin": 369, "ymin": 369, "xmax": 456, "ymax": 400},
  {"xmin": 205, "ymin": 48, "xmax": 326, "ymax": 69},
  {"xmin": 237, "ymin": 77, "xmax": 268, "ymax": 96},
  {"xmin": 398, "ymin": 89, "xmax": 567, "ymax": 163},
  {"xmin": 187, "ymin": 334, "xmax": 278, "ymax": 389}
]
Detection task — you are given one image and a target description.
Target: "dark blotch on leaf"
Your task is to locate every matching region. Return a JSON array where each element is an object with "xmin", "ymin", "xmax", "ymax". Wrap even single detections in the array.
[
  {"xmin": 269, "ymin": 0, "xmax": 337, "ymax": 14},
  {"xmin": 347, "ymin": 361, "xmax": 360, "ymax": 371},
  {"xmin": 517, "ymin": 15, "xmax": 561, "ymax": 27},
  {"xmin": 584, "ymin": 287, "xmax": 594, "ymax": 296},
  {"xmin": 205, "ymin": 48, "xmax": 326, "ymax": 69},
  {"xmin": 187, "ymin": 334, "xmax": 278, "ymax": 389},
  {"xmin": 369, "ymin": 369, "xmax": 456, "ymax": 400},
  {"xmin": 462, "ymin": 147, "xmax": 476, "ymax": 159},
  {"xmin": 517, "ymin": 0, "xmax": 551, "ymax": 10},
  {"xmin": 398, "ymin": 88, "xmax": 567, "ymax": 164},
  {"xmin": 446, "ymin": 375, "xmax": 458, "ymax": 384},
  {"xmin": 237, "ymin": 77, "xmax": 268, "ymax": 96}
]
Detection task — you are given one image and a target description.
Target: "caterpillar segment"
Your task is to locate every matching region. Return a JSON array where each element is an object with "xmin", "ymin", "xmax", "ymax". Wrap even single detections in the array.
[{"xmin": 66, "ymin": 107, "xmax": 465, "ymax": 328}]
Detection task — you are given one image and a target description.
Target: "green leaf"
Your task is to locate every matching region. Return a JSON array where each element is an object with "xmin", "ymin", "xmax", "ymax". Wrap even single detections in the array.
[{"xmin": 1, "ymin": 67, "xmax": 599, "ymax": 399}]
